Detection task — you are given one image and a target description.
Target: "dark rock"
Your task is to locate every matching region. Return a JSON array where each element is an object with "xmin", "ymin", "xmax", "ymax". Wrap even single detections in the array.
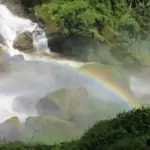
[
  {"xmin": 47, "ymin": 32, "xmax": 96, "ymax": 61},
  {"xmin": 46, "ymin": 32, "xmax": 66, "ymax": 54},
  {"xmin": 21, "ymin": 0, "xmax": 43, "ymax": 8}
]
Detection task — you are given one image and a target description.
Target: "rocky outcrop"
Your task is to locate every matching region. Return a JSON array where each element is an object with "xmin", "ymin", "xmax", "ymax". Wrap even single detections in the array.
[{"xmin": 47, "ymin": 33, "xmax": 93, "ymax": 61}]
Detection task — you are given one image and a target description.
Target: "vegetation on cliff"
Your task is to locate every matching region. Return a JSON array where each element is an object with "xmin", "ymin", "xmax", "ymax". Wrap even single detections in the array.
[
  {"xmin": 34, "ymin": 0, "xmax": 150, "ymax": 64},
  {"xmin": 1, "ymin": 107, "xmax": 150, "ymax": 149}
]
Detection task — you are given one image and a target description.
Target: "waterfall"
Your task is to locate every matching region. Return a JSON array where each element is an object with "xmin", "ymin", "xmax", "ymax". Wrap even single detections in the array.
[{"xmin": 0, "ymin": 4, "xmax": 50, "ymax": 57}]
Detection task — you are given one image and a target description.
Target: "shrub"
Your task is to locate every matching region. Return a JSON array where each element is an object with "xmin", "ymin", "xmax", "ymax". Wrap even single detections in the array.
[{"xmin": 78, "ymin": 107, "xmax": 150, "ymax": 150}]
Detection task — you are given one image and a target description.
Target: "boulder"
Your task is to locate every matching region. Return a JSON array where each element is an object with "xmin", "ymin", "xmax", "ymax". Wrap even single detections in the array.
[
  {"xmin": 36, "ymin": 96, "xmax": 62, "ymax": 116},
  {"xmin": 0, "ymin": 117, "xmax": 22, "ymax": 141},
  {"xmin": 13, "ymin": 32, "xmax": 34, "ymax": 52},
  {"xmin": 36, "ymin": 86, "xmax": 132, "ymax": 130},
  {"xmin": 36, "ymin": 88, "xmax": 99, "ymax": 119},
  {"xmin": 23, "ymin": 116, "xmax": 81, "ymax": 144}
]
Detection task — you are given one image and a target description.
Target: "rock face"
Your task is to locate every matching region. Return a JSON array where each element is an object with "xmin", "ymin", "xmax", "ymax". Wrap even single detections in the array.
[
  {"xmin": 13, "ymin": 32, "xmax": 34, "ymax": 52},
  {"xmin": 47, "ymin": 33, "xmax": 91, "ymax": 61}
]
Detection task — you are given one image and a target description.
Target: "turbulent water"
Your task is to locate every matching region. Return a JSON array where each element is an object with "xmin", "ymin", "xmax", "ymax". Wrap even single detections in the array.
[
  {"xmin": 0, "ymin": 4, "xmax": 50, "ymax": 56},
  {"xmin": 0, "ymin": 3, "xmax": 148, "ymax": 126}
]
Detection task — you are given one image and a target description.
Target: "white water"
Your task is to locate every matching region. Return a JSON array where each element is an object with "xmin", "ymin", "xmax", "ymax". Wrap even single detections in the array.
[
  {"xmin": 0, "ymin": 4, "xmax": 52, "ymax": 122},
  {"xmin": 0, "ymin": 4, "xmax": 50, "ymax": 56},
  {"xmin": 0, "ymin": 94, "xmax": 35, "ymax": 123}
]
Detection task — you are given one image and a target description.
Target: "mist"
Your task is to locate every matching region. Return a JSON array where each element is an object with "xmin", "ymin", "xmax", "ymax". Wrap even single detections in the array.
[{"xmin": 0, "ymin": 1, "xmax": 149, "ymax": 145}]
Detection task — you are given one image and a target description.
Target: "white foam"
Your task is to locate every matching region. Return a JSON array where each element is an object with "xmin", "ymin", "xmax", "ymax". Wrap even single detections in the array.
[{"xmin": 0, "ymin": 4, "xmax": 50, "ymax": 57}]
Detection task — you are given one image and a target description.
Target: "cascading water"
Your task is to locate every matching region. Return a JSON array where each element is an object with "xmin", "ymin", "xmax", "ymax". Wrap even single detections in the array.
[
  {"xmin": 0, "ymin": 4, "xmax": 85, "ymax": 66},
  {"xmin": 0, "ymin": 3, "xmax": 53, "ymax": 122},
  {"xmin": 0, "ymin": 4, "xmax": 50, "ymax": 57}
]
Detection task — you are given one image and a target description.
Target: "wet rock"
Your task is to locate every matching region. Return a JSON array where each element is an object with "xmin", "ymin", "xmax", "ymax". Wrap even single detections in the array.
[
  {"xmin": 47, "ymin": 33, "xmax": 90, "ymax": 60},
  {"xmin": 23, "ymin": 116, "xmax": 81, "ymax": 144},
  {"xmin": 36, "ymin": 96, "xmax": 62, "ymax": 116},
  {"xmin": 0, "ymin": 117, "xmax": 22, "ymax": 141},
  {"xmin": 13, "ymin": 32, "xmax": 34, "ymax": 52},
  {"xmin": 36, "ymin": 88, "xmax": 92, "ymax": 118},
  {"xmin": 36, "ymin": 87, "xmax": 100, "ymax": 130},
  {"xmin": 36, "ymin": 87, "xmax": 131, "ymax": 130},
  {"xmin": 46, "ymin": 32, "xmax": 114, "ymax": 61}
]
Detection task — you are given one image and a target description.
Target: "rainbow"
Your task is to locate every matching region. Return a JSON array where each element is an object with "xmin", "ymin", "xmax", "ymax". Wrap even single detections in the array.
[
  {"xmin": 77, "ymin": 64, "xmax": 141, "ymax": 108},
  {"xmin": 21, "ymin": 52, "xmax": 141, "ymax": 108}
]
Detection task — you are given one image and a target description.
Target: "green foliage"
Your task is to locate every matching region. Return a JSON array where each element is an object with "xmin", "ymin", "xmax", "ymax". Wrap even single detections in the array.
[
  {"xmin": 2, "ymin": 107, "xmax": 150, "ymax": 149},
  {"xmin": 35, "ymin": 0, "xmax": 148, "ymax": 44},
  {"xmin": 34, "ymin": 0, "xmax": 150, "ymax": 64},
  {"xmin": 78, "ymin": 107, "xmax": 150, "ymax": 150}
]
